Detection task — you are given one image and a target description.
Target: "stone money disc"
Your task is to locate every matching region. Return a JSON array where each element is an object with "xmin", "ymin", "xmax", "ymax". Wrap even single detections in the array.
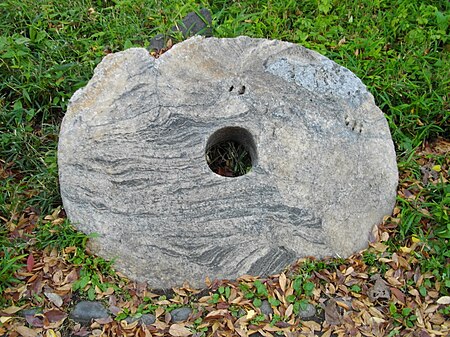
[{"xmin": 58, "ymin": 36, "xmax": 398, "ymax": 288}]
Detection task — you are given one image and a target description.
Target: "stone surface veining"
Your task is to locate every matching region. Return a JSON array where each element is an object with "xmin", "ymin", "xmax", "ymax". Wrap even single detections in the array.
[{"xmin": 58, "ymin": 36, "xmax": 398, "ymax": 288}]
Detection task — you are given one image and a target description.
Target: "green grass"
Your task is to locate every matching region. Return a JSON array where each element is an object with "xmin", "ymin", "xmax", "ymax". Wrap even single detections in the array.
[
  {"xmin": 206, "ymin": 140, "xmax": 253, "ymax": 176},
  {"xmin": 1, "ymin": 0, "xmax": 449, "ymax": 311}
]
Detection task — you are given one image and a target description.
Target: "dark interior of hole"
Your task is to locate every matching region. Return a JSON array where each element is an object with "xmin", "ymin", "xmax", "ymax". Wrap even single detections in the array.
[{"xmin": 206, "ymin": 140, "xmax": 252, "ymax": 177}]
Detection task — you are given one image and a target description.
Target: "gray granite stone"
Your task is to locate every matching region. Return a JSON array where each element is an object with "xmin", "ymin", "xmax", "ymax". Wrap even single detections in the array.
[
  {"xmin": 148, "ymin": 33, "xmax": 166, "ymax": 51},
  {"xmin": 170, "ymin": 307, "xmax": 192, "ymax": 322},
  {"xmin": 140, "ymin": 313, "xmax": 157, "ymax": 325},
  {"xmin": 149, "ymin": 8, "xmax": 212, "ymax": 51},
  {"xmin": 125, "ymin": 313, "xmax": 156, "ymax": 326},
  {"xmin": 260, "ymin": 300, "xmax": 273, "ymax": 316},
  {"xmin": 70, "ymin": 301, "xmax": 109, "ymax": 324},
  {"xmin": 297, "ymin": 303, "xmax": 317, "ymax": 319},
  {"xmin": 174, "ymin": 8, "xmax": 212, "ymax": 38},
  {"xmin": 58, "ymin": 36, "xmax": 398, "ymax": 289}
]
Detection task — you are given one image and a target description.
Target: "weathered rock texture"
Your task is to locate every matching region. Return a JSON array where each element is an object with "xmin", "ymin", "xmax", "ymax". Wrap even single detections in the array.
[{"xmin": 58, "ymin": 36, "xmax": 398, "ymax": 289}]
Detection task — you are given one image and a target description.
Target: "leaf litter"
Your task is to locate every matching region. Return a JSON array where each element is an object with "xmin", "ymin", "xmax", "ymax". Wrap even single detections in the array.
[{"xmin": 1, "ymin": 141, "xmax": 449, "ymax": 336}]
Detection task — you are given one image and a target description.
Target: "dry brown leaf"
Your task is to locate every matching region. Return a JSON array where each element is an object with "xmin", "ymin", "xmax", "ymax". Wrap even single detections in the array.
[
  {"xmin": 424, "ymin": 304, "xmax": 439, "ymax": 314},
  {"xmin": 44, "ymin": 309, "xmax": 67, "ymax": 323},
  {"xmin": 235, "ymin": 327, "xmax": 248, "ymax": 337},
  {"xmin": 153, "ymin": 320, "xmax": 168, "ymax": 330},
  {"xmin": 15, "ymin": 326, "xmax": 39, "ymax": 337},
  {"xmin": 279, "ymin": 273, "xmax": 287, "ymax": 292},
  {"xmin": 205, "ymin": 309, "xmax": 228, "ymax": 319},
  {"xmin": 263, "ymin": 324, "xmax": 284, "ymax": 332},
  {"xmin": 326, "ymin": 283, "xmax": 336, "ymax": 295},
  {"xmin": 320, "ymin": 329, "xmax": 333, "ymax": 337},
  {"xmin": 237, "ymin": 275, "xmax": 257, "ymax": 282},
  {"xmin": 44, "ymin": 292, "xmax": 63, "ymax": 307},
  {"xmin": 436, "ymin": 296, "xmax": 450, "ymax": 304},
  {"xmin": 368, "ymin": 276, "xmax": 390, "ymax": 302},
  {"xmin": 302, "ymin": 320, "xmax": 321, "ymax": 331},
  {"xmin": 370, "ymin": 242, "xmax": 388, "ymax": 253},
  {"xmin": 322, "ymin": 298, "xmax": 341, "ymax": 325},
  {"xmin": 369, "ymin": 316, "xmax": 386, "ymax": 324},
  {"xmin": 344, "ymin": 267, "xmax": 354, "ymax": 276},
  {"xmin": 335, "ymin": 300, "xmax": 350, "ymax": 311},
  {"xmin": 415, "ymin": 308, "xmax": 424, "ymax": 326},
  {"xmin": 1, "ymin": 305, "xmax": 24, "ymax": 314},
  {"xmin": 231, "ymin": 296, "xmax": 243, "ymax": 304},
  {"xmin": 386, "ymin": 276, "xmax": 403, "ymax": 287},
  {"xmin": 95, "ymin": 316, "xmax": 113, "ymax": 324},
  {"xmin": 155, "ymin": 307, "xmax": 164, "ymax": 318},
  {"xmin": 368, "ymin": 306, "xmax": 384, "ymax": 319},
  {"xmin": 389, "ymin": 287, "xmax": 405, "ymax": 304},
  {"xmin": 428, "ymin": 290, "xmax": 439, "ymax": 298},
  {"xmin": 246, "ymin": 309, "xmax": 256, "ymax": 320},
  {"xmin": 169, "ymin": 324, "xmax": 192, "ymax": 337},
  {"xmin": 428, "ymin": 313, "xmax": 445, "ymax": 325},
  {"xmin": 120, "ymin": 319, "xmax": 139, "ymax": 330},
  {"xmin": 285, "ymin": 303, "xmax": 293, "ymax": 317},
  {"xmin": 380, "ymin": 231, "xmax": 390, "ymax": 242}
]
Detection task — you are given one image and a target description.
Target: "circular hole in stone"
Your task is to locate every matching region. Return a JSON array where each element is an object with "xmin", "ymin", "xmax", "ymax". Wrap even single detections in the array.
[{"xmin": 205, "ymin": 127, "xmax": 256, "ymax": 177}]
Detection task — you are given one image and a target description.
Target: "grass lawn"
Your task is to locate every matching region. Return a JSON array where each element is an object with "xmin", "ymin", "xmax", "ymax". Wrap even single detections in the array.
[{"xmin": 1, "ymin": 0, "xmax": 449, "ymax": 336}]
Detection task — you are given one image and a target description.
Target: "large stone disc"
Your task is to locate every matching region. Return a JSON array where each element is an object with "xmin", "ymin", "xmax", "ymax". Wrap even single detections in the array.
[{"xmin": 58, "ymin": 36, "xmax": 398, "ymax": 288}]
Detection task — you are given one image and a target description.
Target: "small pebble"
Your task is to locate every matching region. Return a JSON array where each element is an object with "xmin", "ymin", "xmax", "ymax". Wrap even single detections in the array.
[
  {"xmin": 140, "ymin": 314, "xmax": 156, "ymax": 325},
  {"xmin": 20, "ymin": 307, "xmax": 42, "ymax": 317},
  {"xmin": 297, "ymin": 303, "xmax": 316, "ymax": 319},
  {"xmin": 260, "ymin": 300, "xmax": 273, "ymax": 316},
  {"xmin": 125, "ymin": 313, "xmax": 155, "ymax": 325},
  {"xmin": 70, "ymin": 301, "xmax": 109, "ymax": 324},
  {"xmin": 170, "ymin": 307, "xmax": 192, "ymax": 322}
]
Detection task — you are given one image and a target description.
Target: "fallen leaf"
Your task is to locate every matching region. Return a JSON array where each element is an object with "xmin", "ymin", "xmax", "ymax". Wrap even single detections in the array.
[
  {"xmin": 344, "ymin": 267, "xmax": 354, "ymax": 276},
  {"xmin": 368, "ymin": 276, "xmax": 390, "ymax": 302},
  {"xmin": 390, "ymin": 287, "xmax": 406, "ymax": 304},
  {"xmin": 411, "ymin": 235, "xmax": 421, "ymax": 243},
  {"xmin": 371, "ymin": 242, "xmax": 388, "ymax": 253},
  {"xmin": 285, "ymin": 304, "xmax": 293, "ymax": 317},
  {"xmin": 369, "ymin": 316, "xmax": 386, "ymax": 324},
  {"xmin": 71, "ymin": 324, "xmax": 91, "ymax": 337},
  {"xmin": 205, "ymin": 309, "xmax": 228, "ymax": 319},
  {"xmin": 15, "ymin": 326, "xmax": 38, "ymax": 337},
  {"xmin": 274, "ymin": 321, "xmax": 291, "ymax": 328},
  {"xmin": 0, "ymin": 316, "xmax": 12, "ymax": 323},
  {"xmin": 380, "ymin": 232, "xmax": 390, "ymax": 242},
  {"xmin": 246, "ymin": 310, "xmax": 256, "ymax": 320},
  {"xmin": 109, "ymin": 305, "xmax": 121, "ymax": 315},
  {"xmin": 25, "ymin": 314, "xmax": 44, "ymax": 327},
  {"xmin": 155, "ymin": 307, "xmax": 164, "ymax": 318},
  {"xmin": 45, "ymin": 292, "xmax": 63, "ymax": 307},
  {"xmin": 322, "ymin": 298, "xmax": 341, "ymax": 325},
  {"xmin": 301, "ymin": 320, "xmax": 321, "ymax": 331},
  {"xmin": 432, "ymin": 165, "xmax": 441, "ymax": 172},
  {"xmin": 168, "ymin": 323, "xmax": 192, "ymax": 336},
  {"xmin": 1, "ymin": 305, "xmax": 24, "ymax": 314},
  {"xmin": 418, "ymin": 330, "xmax": 431, "ymax": 337},
  {"xmin": 400, "ymin": 246, "xmax": 413, "ymax": 254},
  {"xmin": 436, "ymin": 296, "xmax": 450, "ymax": 305},
  {"xmin": 279, "ymin": 273, "xmax": 287, "ymax": 292},
  {"xmin": 95, "ymin": 316, "xmax": 113, "ymax": 324},
  {"xmin": 44, "ymin": 309, "xmax": 67, "ymax": 323},
  {"xmin": 335, "ymin": 300, "xmax": 350, "ymax": 311},
  {"xmin": 46, "ymin": 329, "xmax": 58, "ymax": 337},
  {"xmin": 63, "ymin": 268, "xmax": 78, "ymax": 284},
  {"xmin": 27, "ymin": 253, "xmax": 35, "ymax": 272}
]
